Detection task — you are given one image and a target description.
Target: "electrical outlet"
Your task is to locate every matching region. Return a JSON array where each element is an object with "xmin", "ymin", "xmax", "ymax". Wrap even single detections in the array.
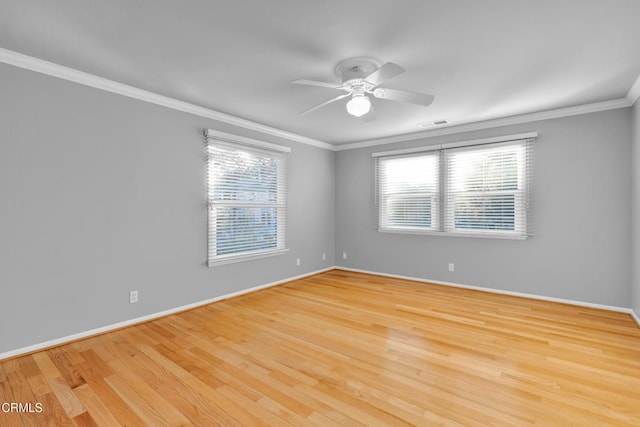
[
  {"xmin": 296, "ymin": 258, "xmax": 301, "ymax": 266},
  {"xmin": 448, "ymin": 263, "xmax": 455, "ymax": 272},
  {"xmin": 343, "ymin": 252, "xmax": 347, "ymax": 259},
  {"xmin": 129, "ymin": 290, "xmax": 139, "ymax": 304},
  {"xmin": 322, "ymin": 253, "xmax": 326, "ymax": 261}
]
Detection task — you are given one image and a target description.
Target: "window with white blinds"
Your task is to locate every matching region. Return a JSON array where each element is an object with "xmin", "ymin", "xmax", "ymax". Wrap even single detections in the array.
[
  {"xmin": 445, "ymin": 142, "xmax": 529, "ymax": 236},
  {"xmin": 206, "ymin": 130, "xmax": 289, "ymax": 266},
  {"xmin": 377, "ymin": 153, "xmax": 440, "ymax": 231},
  {"xmin": 374, "ymin": 133, "xmax": 535, "ymax": 239}
]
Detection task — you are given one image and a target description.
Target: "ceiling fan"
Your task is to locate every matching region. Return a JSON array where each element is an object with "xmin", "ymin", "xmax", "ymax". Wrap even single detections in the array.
[{"xmin": 292, "ymin": 57, "xmax": 434, "ymax": 120}]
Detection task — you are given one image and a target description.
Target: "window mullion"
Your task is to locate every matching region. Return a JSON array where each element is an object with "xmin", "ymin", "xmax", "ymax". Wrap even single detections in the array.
[{"xmin": 439, "ymin": 148, "xmax": 446, "ymax": 232}]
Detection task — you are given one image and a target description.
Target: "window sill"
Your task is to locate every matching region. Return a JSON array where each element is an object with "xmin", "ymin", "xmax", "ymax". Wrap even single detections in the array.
[
  {"xmin": 208, "ymin": 248, "xmax": 289, "ymax": 267},
  {"xmin": 377, "ymin": 228, "xmax": 529, "ymax": 240}
]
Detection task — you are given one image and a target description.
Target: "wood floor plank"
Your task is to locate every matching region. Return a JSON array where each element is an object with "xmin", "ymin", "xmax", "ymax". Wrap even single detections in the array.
[
  {"xmin": 73, "ymin": 383, "xmax": 122, "ymax": 427},
  {"xmin": 149, "ymin": 370, "xmax": 236, "ymax": 426},
  {"xmin": 105, "ymin": 360, "xmax": 191, "ymax": 426},
  {"xmin": 31, "ymin": 352, "xmax": 62, "ymax": 381},
  {"xmin": 73, "ymin": 365, "xmax": 147, "ymax": 427},
  {"xmin": 45, "ymin": 347, "xmax": 85, "ymax": 389},
  {"xmin": 2, "ymin": 269, "xmax": 639, "ymax": 426},
  {"xmin": 0, "ymin": 364, "xmax": 24, "ymax": 427},
  {"xmin": 47, "ymin": 377, "xmax": 86, "ymax": 418},
  {"xmin": 40, "ymin": 391, "xmax": 76, "ymax": 427},
  {"xmin": 26, "ymin": 373, "xmax": 51, "ymax": 398},
  {"xmin": 5, "ymin": 364, "xmax": 50, "ymax": 427}
]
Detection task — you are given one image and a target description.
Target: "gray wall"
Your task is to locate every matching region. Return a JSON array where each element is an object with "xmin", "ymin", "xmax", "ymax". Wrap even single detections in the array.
[
  {"xmin": 632, "ymin": 101, "xmax": 640, "ymax": 318},
  {"xmin": 336, "ymin": 109, "xmax": 632, "ymax": 307},
  {"xmin": 1, "ymin": 59, "xmax": 635, "ymax": 356},
  {"xmin": 0, "ymin": 63, "xmax": 335, "ymax": 354}
]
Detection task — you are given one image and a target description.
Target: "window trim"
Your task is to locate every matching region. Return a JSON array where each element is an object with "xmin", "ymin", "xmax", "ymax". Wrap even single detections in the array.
[
  {"xmin": 377, "ymin": 228, "xmax": 529, "ymax": 240},
  {"xmin": 373, "ymin": 132, "xmax": 535, "ymax": 239},
  {"xmin": 205, "ymin": 129, "xmax": 290, "ymax": 266},
  {"xmin": 371, "ymin": 132, "xmax": 537, "ymax": 158}
]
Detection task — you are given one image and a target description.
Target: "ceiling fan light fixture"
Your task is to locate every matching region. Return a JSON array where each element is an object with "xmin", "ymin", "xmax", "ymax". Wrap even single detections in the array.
[
  {"xmin": 346, "ymin": 94, "xmax": 371, "ymax": 117},
  {"xmin": 294, "ymin": 58, "xmax": 433, "ymax": 119}
]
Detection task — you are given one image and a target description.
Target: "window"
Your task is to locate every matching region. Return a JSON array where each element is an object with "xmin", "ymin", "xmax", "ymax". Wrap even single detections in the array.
[
  {"xmin": 378, "ymin": 153, "xmax": 440, "ymax": 231},
  {"xmin": 206, "ymin": 130, "xmax": 289, "ymax": 266},
  {"xmin": 374, "ymin": 133, "xmax": 534, "ymax": 238}
]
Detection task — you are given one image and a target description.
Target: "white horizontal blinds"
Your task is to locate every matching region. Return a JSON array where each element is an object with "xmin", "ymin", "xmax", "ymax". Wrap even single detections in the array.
[
  {"xmin": 207, "ymin": 138, "xmax": 287, "ymax": 265},
  {"xmin": 444, "ymin": 140, "xmax": 532, "ymax": 236},
  {"xmin": 377, "ymin": 153, "xmax": 440, "ymax": 232},
  {"xmin": 373, "ymin": 133, "xmax": 535, "ymax": 238}
]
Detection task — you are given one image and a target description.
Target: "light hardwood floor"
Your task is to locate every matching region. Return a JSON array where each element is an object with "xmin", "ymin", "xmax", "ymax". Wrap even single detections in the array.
[{"xmin": 1, "ymin": 269, "xmax": 639, "ymax": 426}]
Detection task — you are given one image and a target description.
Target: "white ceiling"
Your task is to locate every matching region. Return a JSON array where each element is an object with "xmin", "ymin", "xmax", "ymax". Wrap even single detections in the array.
[{"xmin": 1, "ymin": 0, "xmax": 640, "ymax": 146}]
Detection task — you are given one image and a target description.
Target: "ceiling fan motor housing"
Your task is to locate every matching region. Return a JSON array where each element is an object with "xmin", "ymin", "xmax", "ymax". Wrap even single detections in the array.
[{"xmin": 335, "ymin": 57, "xmax": 381, "ymax": 85}]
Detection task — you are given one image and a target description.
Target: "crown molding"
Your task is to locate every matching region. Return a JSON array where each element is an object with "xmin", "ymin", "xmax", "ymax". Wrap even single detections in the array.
[
  {"xmin": 627, "ymin": 74, "xmax": 640, "ymax": 106},
  {"xmin": 0, "ymin": 47, "xmax": 333, "ymax": 151},
  {"xmin": 2, "ymin": 48, "xmax": 636, "ymax": 153},
  {"xmin": 334, "ymin": 98, "xmax": 632, "ymax": 151}
]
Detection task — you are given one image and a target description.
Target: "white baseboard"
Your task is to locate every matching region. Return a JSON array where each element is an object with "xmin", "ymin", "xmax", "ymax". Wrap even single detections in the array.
[
  {"xmin": 335, "ymin": 266, "xmax": 639, "ymax": 317},
  {"xmin": 630, "ymin": 309, "xmax": 640, "ymax": 327},
  {"xmin": 3, "ymin": 265, "xmax": 637, "ymax": 360},
  {"xmin": 0, "ymin": 267, "xmax": 334, "ymax": 361}
]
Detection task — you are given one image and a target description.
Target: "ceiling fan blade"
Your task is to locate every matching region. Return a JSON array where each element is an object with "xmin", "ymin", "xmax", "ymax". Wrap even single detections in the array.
[
  {"xmin": 292, "ymin": 79, "xmax": 342, "ymax": 89},
  {"xmin": 364, "ymin": 62, "xmax": 405, "ymax": 86},
  {"xmin": 373, "ymin": 88, "xmax": 434, "ymax": 106},
  {"xmin": 298, "ymin": 93, "xmax": 350, "ymax": 116}
]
